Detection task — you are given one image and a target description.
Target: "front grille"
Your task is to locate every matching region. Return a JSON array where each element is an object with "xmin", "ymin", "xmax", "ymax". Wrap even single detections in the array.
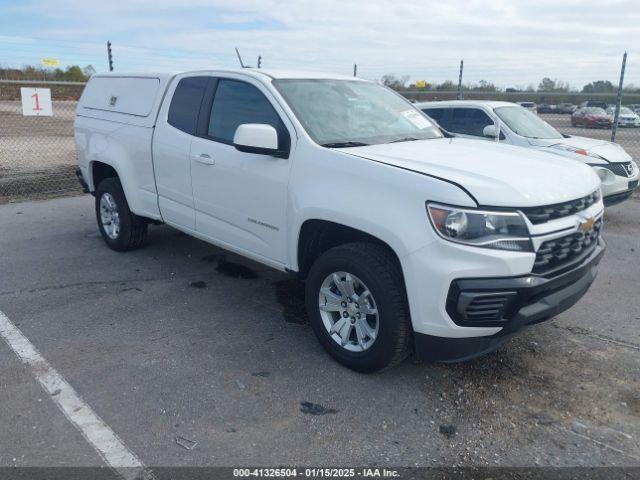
[
  {"xmin": 602, "ymin": 162, "xmax": 634, "ymax": 178},
  {"xmin": 533, "ymin": 218, "xmax": 602, "ymax": 274},
  {"xmin": 520, "ymin": 190, "xmax": 600, "ymax": 224}
]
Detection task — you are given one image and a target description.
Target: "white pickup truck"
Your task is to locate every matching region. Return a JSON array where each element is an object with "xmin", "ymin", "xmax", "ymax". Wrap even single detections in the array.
[{"xmin": 75, "ymin": 70, "xmax": 605, "ymax": 372}]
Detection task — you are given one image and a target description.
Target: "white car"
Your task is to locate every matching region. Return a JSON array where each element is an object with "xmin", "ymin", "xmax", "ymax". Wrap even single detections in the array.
[
  {"xmin": 606, "ymin": 106, "xmax": 640, "ymax": 127},
  {"xmin": 75, "ymin": 71, "xmax": 604, "ymax": 372},
  {"xmin": 418, "ymin": 100, "xmax": 639, "ymax": 206}
]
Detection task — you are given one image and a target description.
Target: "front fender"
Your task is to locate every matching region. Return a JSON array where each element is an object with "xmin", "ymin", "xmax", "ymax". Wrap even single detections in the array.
[{"xmin": 286, "ymin": 145, "xmax": 476, "ymax": 271}]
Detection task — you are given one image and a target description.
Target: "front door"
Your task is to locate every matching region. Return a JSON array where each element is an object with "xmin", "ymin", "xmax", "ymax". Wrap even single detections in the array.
[{"xmin": 190, "ymin": 76, "xmax": 294, "ymax": 265}]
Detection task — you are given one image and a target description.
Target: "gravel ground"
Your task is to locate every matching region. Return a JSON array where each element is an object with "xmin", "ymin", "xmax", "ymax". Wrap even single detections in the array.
[{"xmin": 0, "ymin": 195, "xmax": 638, "ymax": 472}]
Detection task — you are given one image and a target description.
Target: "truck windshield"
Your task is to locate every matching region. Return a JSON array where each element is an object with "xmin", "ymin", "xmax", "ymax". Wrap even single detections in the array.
[
  {"xmin": 273, "ymin": 79, "xmax": 442, "ymax": 147},
  {"xmin": 494, "ymin": 106, "xmax": 563, "ymax": 139}
]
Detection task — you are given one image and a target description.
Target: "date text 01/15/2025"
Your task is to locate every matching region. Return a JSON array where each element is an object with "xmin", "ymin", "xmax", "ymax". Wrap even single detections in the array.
[{"xmin": 233, "ymin": 468, "xmax": 400, "ymax": 477}]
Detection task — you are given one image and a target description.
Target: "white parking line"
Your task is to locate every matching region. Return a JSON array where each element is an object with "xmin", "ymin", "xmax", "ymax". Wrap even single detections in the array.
[{"xmin": 0, "ymin": 310, "xmax": 154, "ymax": 480}]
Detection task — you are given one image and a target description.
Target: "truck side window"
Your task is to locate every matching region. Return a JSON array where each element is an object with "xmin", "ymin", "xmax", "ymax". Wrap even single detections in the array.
[
  {"xmin": 167, "ymin": 76, "xmax": 209, "ymax": 135},
  {"xmin": 423, "ymin": 108, "xmax": 445, "ymax": 121},
  {"xmin": 450, "ymin": 108, "xmax": 493, "ymax": 137},
  {"xmin": 422, "ymin": 108, "xmax": 451, "ymax": 130},
  {"xmin": 208, "ymin": 79, "xmax": 290, "ymax": 151}
]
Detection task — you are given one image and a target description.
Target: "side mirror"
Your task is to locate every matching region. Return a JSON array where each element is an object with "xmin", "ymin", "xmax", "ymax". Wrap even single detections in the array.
[
  {"xmin": 233, "ymin": 124, "xmax": 286, "ymax": 157},
  {"xmin": 483, "ymin": 124, "xmax": 499, "ymax": 138}
]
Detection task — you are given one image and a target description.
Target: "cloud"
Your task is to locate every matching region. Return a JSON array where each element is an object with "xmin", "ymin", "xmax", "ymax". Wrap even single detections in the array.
[{"xmin": 1, "ymin": 0, "xmax": 638, "ymax": 87}]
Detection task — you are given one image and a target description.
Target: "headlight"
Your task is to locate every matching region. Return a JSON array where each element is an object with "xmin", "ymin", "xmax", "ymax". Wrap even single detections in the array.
[
  {"xmin": 550, "ymin": 144, "xmax": 602, "ymax": 160},
  {"xmin": 426, "ymin": 203, "xmax": 532, "ymax": 252}
]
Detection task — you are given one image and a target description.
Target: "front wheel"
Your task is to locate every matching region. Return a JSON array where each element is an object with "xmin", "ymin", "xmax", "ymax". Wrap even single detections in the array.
[
  {"xmin": 305, "ymin": 242, "xmax": 412, "ymax": 373},
  {"xmin": 95, "ymin": 177, "xmax": 148, "ymax": 251}
]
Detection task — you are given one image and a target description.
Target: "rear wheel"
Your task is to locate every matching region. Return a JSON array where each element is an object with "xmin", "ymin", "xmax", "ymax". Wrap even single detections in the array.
[
  {"xmin": 305, "ymin": 242, "xmax": 411, "ymax": 373},
  {"xmin": 95, "ymin": 177, "xmax": 148, "ymax": 251}
]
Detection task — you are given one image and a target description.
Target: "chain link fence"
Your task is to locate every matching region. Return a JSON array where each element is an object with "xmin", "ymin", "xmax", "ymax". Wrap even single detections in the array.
[
  {"xmin": 0, "ymin": 80, "xmax": 85, "ymax": 203},
  {"xmin": 541, "ymin": 112, "xmax": 640, "ymax": 162},
  {"xmin": 1, "ymin": 80, "xmax": 640, "ymax": 203}
]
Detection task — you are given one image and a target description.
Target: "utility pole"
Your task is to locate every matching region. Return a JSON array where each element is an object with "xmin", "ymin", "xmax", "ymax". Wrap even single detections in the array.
[
  {"xmin": 457, "ymin": 60, "xmax": 463, "ymax": 100},
  {"xmin": 353, "ymin": 64, "xmax": 357, "ymax": 77},
  {"xmin": 107, "ymin": 41, "xmax": 114, "ymax": 72},
  {"xmin": 611, "ymin": 52, "xmax": 627, "ymax": 143},
  {"xmin": 257, "ymin": 55, "xmax": 262, "ymax": 69}
]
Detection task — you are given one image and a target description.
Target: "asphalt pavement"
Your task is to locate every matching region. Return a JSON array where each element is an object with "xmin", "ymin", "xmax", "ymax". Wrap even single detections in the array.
[{"xmin": 1, "ymin": 195, "xmax": 639, "ymax": 471}]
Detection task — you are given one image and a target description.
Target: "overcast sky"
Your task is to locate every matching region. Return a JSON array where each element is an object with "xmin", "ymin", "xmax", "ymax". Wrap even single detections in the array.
[{"xmin": 1, "ymin": 0, "xmax": 638, "ymax": 88}]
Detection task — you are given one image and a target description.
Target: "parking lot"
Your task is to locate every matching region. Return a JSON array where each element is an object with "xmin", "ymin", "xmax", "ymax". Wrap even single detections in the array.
[{"xmin": 1, "ymin": 194, "xmax": 639, "ymax": 472}]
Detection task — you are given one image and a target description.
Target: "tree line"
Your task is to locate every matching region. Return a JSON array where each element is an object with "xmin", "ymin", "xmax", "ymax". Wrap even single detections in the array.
[
  {"xmin": 2, "ymin": 65, "xmax": 638, "ymax": 95},
  {"xmin": 381, "ymin": 74, "xmax": 640, "ymax": 94},
  {"xmin": 0, "ymin": 65, "xmax": 96, "ymax": 82}
]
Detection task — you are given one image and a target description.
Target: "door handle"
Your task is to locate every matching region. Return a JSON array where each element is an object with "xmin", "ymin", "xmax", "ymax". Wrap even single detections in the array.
[{"xmin": 193, "ymin": 153, "xmax": 215, "ymax": 165}]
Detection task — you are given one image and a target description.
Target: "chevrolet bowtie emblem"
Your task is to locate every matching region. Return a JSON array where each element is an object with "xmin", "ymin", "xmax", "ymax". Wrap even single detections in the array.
[{"xmin": 579, "ymin": 217, "xmax": 595, "ymax": 233}]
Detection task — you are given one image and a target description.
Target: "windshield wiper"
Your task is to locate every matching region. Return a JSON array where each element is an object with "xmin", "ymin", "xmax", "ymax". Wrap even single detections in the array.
[
  {"xmin": 388, "ymin": 137, "xmax": 420, "ymax": 143},
  {"xmin": 321, "ymin": 141, "xmax": 370, "ymax": 148}
]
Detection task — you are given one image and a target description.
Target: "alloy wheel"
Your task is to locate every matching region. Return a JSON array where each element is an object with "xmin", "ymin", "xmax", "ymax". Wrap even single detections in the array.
[
  {"xmin": 318, "ymin": 271, "xmax": 379, "ymax": 352},
  {"xmin": 99, "ymin": 192, "xmax": 120, "ymax": 239}
]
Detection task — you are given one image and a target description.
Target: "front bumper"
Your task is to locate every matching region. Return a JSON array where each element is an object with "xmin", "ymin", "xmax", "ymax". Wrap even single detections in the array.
[
  {"xmin": 617, "ymin": 120, "xmax": 640, "ymax": 127},
  {"xmin": 414, "ymin": 237, "xmax": 605, "ymax": 363},
  {"xmin": 603, "ymin": 180, "xmax": 639, "ymax": 206}
]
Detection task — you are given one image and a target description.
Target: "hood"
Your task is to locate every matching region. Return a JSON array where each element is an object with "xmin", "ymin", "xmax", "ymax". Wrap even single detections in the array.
[
  {"xmin": 528, "ymin": 135, "xmax": 632, "ymax": 163},
  {"xmin": 338, "ymin": 138, "xmax": 600, "ymax": 207}
]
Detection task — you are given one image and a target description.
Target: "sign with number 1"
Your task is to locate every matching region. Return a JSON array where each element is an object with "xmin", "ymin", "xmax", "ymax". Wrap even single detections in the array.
[{"xmin": 20, "ymin": 88, "xmax": 53, "ymax": 116}]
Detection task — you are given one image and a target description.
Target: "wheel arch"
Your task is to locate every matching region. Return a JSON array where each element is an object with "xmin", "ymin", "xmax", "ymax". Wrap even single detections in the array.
[
  {"xmin": 90, "ymin": 160, "xmax": 120, "ymax": 191},
  {"xmin": 295, "ymin": 219, "xmax": 405, "ymax": 280}
]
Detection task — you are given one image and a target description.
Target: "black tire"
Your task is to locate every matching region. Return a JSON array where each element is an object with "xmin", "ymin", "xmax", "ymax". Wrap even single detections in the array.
[
  {"xmin": 305, "ymin": 242, "xmax": 412, "ymax": 373},
  {"xmin": 95, "ymin": 177, "xmax": 148, "ymax": 251}
]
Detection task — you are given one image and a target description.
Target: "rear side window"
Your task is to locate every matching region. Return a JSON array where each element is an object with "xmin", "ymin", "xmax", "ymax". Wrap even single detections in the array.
[
  {"xmin": 168, "ymin": 76, "xmax": 209, "ymax": 135},
  {"xmin": 208, "ymin": 79, "xmax": 289, "ymax": 150},
  {"xmin": 449, "ymin": 108, "xmax": 493, "ymax": 137}
]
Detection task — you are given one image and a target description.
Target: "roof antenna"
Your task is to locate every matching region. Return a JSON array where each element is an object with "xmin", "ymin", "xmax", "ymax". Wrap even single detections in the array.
[{"xmin": 235, "ymin": 48, "xmax": 248, "ymax": 68}]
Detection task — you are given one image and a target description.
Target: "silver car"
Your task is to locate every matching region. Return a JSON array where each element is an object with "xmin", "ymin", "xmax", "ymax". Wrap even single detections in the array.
[
  {"xmin": 418, "ymin": 100, "xmax": 639, "ymax": 206},
  {"xmin": 606, "ymin": 106, "xmax": 640, "ymax": 128}
]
